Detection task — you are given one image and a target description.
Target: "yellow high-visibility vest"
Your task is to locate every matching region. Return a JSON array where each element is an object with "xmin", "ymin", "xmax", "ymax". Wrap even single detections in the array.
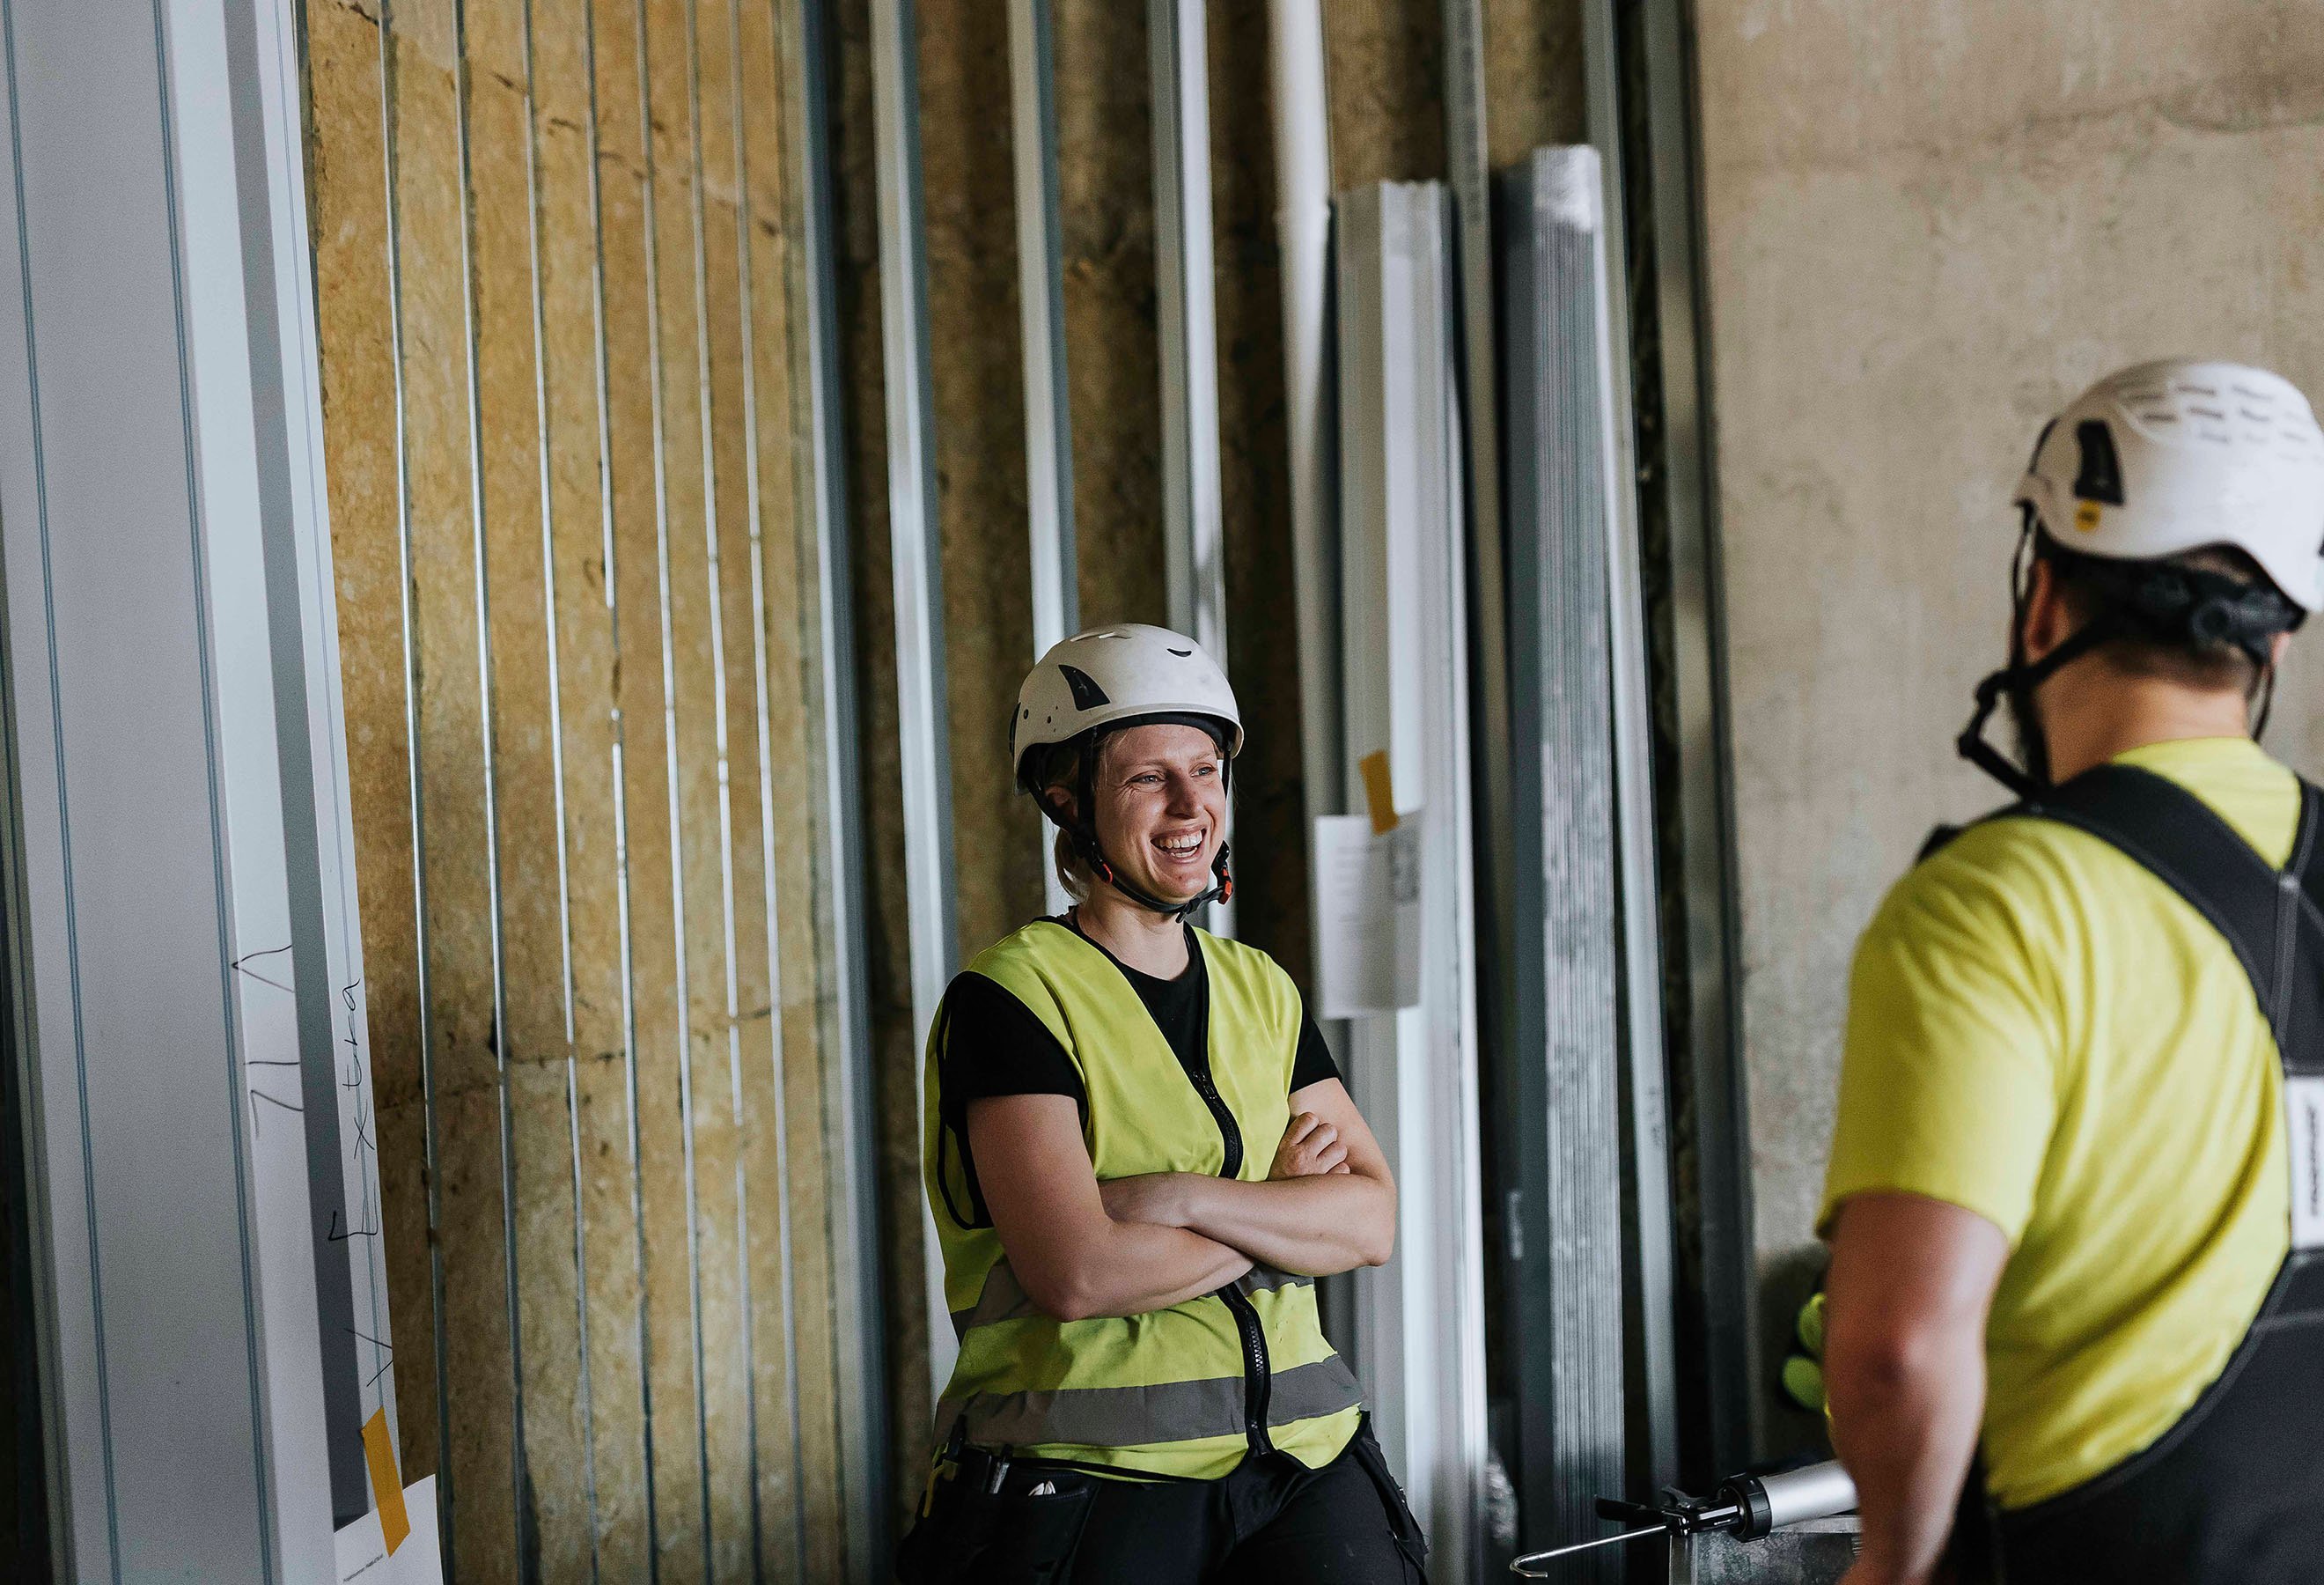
[{"xmin": 923, "ymin": 920, "xmax": 1363, "ymax": 1478}]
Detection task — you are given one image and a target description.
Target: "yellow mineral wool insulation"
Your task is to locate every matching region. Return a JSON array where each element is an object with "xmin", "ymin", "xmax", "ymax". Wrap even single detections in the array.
[{"xmin": 305, "ymin": 0, "xmax": 857, "ymax": 1574}]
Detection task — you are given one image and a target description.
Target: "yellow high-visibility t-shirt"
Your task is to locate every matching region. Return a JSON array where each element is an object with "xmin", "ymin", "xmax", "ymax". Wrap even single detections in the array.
[{"xmin": 1820, "ymin": 735, "xmax": 2296, "ymax": 1511}]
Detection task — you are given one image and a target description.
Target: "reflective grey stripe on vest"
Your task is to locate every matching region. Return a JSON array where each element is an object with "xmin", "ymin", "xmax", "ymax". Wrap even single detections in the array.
[
  {"xmin": 940, "ymin": 1353, "xmax": 1362, "ymax": 1449},
  {"xmin": 950, "ymin": 1260, "xmax": 1318, "ymax": 1340}
]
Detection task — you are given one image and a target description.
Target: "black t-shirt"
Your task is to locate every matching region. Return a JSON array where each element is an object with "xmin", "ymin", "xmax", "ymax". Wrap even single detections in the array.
[{"xmin": 938, "ymin": 919, "xmax": 1341, "ymax": 1131}]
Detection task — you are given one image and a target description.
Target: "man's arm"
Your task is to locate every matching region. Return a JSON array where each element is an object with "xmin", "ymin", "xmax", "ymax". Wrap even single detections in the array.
[
  {"xmin": 1098, "ymin": 1079, "xmax": 1396, "ymax": 1276},
  {"xmin": 967, "ymin": 1093, "xmax": 1253, "ymax": 1320},
  {"xmin": 1825, "ymin": 1191, "xmax": 2010, "ymax": 1585}
]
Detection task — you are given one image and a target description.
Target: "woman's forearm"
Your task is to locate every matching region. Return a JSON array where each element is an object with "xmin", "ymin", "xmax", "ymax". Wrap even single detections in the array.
[
  {"xmin": 1168, "ymin": 1173, "xmax": 1394, "ymax": 1276},
  {"xmin": 1054, "ymin": 1220, "xmax": 1253, "ymax": 1321}
]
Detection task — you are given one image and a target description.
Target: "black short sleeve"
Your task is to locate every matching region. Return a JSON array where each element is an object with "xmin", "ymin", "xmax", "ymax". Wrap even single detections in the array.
[
  {"xmin": 938, "ymin": 971, "xmax": 1086, "ymax": 1128},
  {"xmin": 1290, "ymin": 1009, "xmax": 1342, "ymax": 1093}
]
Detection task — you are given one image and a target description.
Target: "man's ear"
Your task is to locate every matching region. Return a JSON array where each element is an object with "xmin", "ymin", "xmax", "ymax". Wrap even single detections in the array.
[
  {"xmin": 1042, "ymin": 785, "xmax": 1076, "ymax": 825},
  {"xmin": 2019, "ymin": 557, "xmax": 2073, "ymax": 664},
  {"xmin": 2271, "ymin": 629, "xmax": 2294, "ymax": 668}
]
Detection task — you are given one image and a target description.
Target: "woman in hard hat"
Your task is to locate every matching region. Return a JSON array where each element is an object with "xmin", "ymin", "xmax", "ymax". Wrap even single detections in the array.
[{"xmin": 897, "ymin": 625, "xmax": 1426, "ymax": 1582}]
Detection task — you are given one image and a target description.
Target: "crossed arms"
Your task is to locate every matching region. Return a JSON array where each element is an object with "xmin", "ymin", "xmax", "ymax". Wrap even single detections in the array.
[{"xmin": 963, "ymin": 1078, "xmax": 1398, "ymax": 1323}]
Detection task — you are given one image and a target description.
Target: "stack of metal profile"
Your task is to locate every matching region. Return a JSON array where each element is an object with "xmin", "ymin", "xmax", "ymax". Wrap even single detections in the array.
[
  {"xmin": 1332, "ymin": 179, "xmax": 1492, "ymax": 1581},
  {"xmin": 1496, "ymin": 144, "xmax": 1631, "ymax": 1581}
]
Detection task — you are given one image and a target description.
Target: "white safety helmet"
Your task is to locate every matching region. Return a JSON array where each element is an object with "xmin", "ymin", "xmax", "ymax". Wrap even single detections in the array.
[
  {"xmin": 2014, "ymin": 358, "xmax": 2324, "ymax": 611},
  {"xmin": 1011, "ymin": 624, "xmax": 1241, "ymax": 918},
  {"xmin": 1011, "ymin": 623, "xmax": 1243, "ymax": 792},
  {"xmin": 1961, "ymin": 358, "xmax": 2324, "ymax": 798}
]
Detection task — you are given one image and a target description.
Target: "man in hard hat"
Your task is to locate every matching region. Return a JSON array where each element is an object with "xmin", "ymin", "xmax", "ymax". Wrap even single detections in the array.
[{"xmin": 1818, "ymin": 359, "xmax": 2324, "ymax": 1585}]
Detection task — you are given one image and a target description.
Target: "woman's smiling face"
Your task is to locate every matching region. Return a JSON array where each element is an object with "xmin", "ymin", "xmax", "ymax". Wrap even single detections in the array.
[{"xmin": 1089, "ymin": 722, "xmax": 1226, "ymax": 903}]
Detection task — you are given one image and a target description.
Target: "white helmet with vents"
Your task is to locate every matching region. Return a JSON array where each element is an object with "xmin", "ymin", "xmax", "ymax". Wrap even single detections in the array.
[
  {"xmin": 2015, "ymin": 358, "xmax": 2324, "ymax": 610},
  {"xmin": 1011, "ymin": 623, "xmax": 1242, "ymax": 790}
]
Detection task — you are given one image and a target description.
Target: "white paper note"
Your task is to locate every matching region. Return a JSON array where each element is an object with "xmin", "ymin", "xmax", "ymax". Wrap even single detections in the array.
[
  {"xmin": 335, "ymin": 1476, "xmax": 445, "ymax": 1585},
  {"xmin": 1313, "ymin": 814, "xmax": 1423, "ymax": 1017}
]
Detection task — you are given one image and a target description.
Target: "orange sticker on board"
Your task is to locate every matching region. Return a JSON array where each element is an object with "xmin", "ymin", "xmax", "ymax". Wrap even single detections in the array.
[
  {"xmin": 1357, "ymin": 750, "xmax": 1398, "ymax": 836},
  {"xmin": 361, "ymin": 1407, "xmax": 411, "ymax": 1556}
]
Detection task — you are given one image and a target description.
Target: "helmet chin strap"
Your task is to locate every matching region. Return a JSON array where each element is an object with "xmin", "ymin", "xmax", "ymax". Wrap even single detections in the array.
[
  {"xmin": 1957, "ymin": 618, "xmax": 2119, "ymax": 800},
  {"xmin": 1076, "ymin": 831, "xmax": 1233, "ymax": 923},
  {"xmin": 1958, "ymin": 514, "xmax": 2296, "ymax": 799}
]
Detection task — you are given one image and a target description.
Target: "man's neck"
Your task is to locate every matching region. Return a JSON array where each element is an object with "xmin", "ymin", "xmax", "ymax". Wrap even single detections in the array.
[
  {"xmin": 1072, "ymin": 889, "xmax": 1192, "ymax": 978},
  {"xmin": 2037, "ymin": 667, "xmax": 2255, "ymax": 784}
]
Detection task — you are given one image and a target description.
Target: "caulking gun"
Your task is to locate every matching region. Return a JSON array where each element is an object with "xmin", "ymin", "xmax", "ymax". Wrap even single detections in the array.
[{"xmin": 1511, "ymin": 1460, "xmax": 1858, "ymax": 1574}]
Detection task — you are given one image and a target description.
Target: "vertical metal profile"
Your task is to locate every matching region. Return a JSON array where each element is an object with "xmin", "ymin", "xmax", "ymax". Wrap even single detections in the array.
[
  {"xmin": 790, "ymin": 0, "xmax": 895, "ymax": 1563},
  {"xmin": 1612, "ymin": 0, "xmax": 1756, "ymax": 1475},
  {"xmin": 678, "ymin": 0, "xmax": 767, "ymax": 1562},
  {"xmin": 224, "ymin": 0, "xmax": 371, "ymax": 1527},
  {"xmin": 1437, "ymin": 0, "xmax": 1514, "ymax": 1124},
  {"xmin": 371, "ymin": 6, "xmax": 458, "ymax": 1559},
  {"xmin": 1576, "ymin": 0, "xmax": 1682, "ymax": 1494},
  {"xmin": 868, "ymin": 0, "xmax": 960, "ymax": 1399},
  {"xmin": 1147, "ymin": 0, "xmax": 1224, "ymax": 655},
  {"xmin": 627, "ymin": 0, "xmax": 719, "ymax": 1552},
  {"xmin": 1263, "ymin": 0, "xmax": 1340, "ymax": 849},
  {"xmin": 1008, "ymin": 0, "xmax": 1078, "ymax": 916},
  {"xmin": 1497, "ymin": 147, "xmax": 1628, "ymax": 1581},
  {"xmin": 1334, "ymin": 181, "xmax": 1490, "ymax": 1581},
  {"xmin": 729, "ymin": 0, "xmax": 813, "ymax": 1574},
  {"xmin": 1147, "ymin": 0, "xmax": 1230, "ymax": 933},
  {"xmin": 578, "ymin": 0, "xmax": 664, "ymax": 1547},
  {"xmin": 514, "ymin": 0, "xmax": 604, "ymax": 1566},
  {"xmin": 445, "ymin": 0, "xmax": 533, "ymax": 1560}
]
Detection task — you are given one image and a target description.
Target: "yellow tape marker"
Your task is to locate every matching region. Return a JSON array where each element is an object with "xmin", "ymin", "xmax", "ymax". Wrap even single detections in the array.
[
  {"xmin": 1357, "ymin": 750, "xmax": 1398, "ymax": 836},
  {"xmin": 2074, "ymin": 499, "xmax": 2102, "ymax": 534},
  {"xmin": 361, "ymin": 1407, "xmax": 411, "ymax": 1556}
]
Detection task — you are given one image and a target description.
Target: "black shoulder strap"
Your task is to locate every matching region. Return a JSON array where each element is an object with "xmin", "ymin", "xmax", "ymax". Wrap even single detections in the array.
[{"xmin": 1945, "ymin": 764, "xmax": 2324, "ymax": 1075}]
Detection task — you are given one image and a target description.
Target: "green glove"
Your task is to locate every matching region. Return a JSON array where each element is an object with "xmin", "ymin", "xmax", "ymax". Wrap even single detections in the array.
[
  {"xmin": 1781, "ymin": 1288, "xmax": 1828, "ymax": 1413},
  {"xmin": 1781, "ymin": 1354, "xmax": 1826, "ymax": 1415},
  {"xmin": 1796, "ymin": 1290, "xmax": 1826, "ymax": 1358}
]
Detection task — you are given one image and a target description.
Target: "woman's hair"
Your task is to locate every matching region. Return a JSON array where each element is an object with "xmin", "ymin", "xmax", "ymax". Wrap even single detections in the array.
[{"xmin": 1022, "ymin": 735, "xmax": 1097, "ymax": 903}]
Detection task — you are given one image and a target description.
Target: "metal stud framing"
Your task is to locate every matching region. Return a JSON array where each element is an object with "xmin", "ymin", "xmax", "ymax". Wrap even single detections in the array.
[
  {"xmin": 1437, "ymin": 0, "xmax": 1514, "ymax": 1114},
  {"xmin": 514, "ymin": 0, "xmax": 606, "ymax": 1566},
  {"xmin": 1497, "ymin": 147, "xmax": 1633, "ymax": 1581},
  {"xmin": 1148, "ymin": 0, "xmax": 1225, "ymax": 662},
  {"xmin": 1334, "ymin": 180, "xmax": 1491, "ymax": 1581},
  {"xmin": 1584, "ymin": 0, "xmax": 1755, "ymax": 1478},
  {"xmin": 1574, "ymin": 0, "xmax": 1682, "ymax": 1497},
  {"xmin": 868, "ymin": 0, "xmax": 961, "ymax": 1403},
  {"xmin": 1008, "ymin": 0, "xmax": 1079, "ymax": 917},
  {"xmin": 312, "ymin": 0, "xmax": 889, "ymax": 1571},
  {"xmin": 1146, "ymin": 0, "xmax": 1232, "ymax": 934},
  {"xmin": 787, "ymin": 0, "xmax": 892, "ymax": 1571}
]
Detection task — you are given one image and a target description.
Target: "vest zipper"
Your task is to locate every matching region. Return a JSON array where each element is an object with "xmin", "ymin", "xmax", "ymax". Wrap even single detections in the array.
[{"xmin": 1187, "ymin": 1059, "xmax": 1274, "ymax": 1456}]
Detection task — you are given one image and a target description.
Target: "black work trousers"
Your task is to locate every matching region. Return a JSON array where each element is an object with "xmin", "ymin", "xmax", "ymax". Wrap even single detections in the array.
[{"xmin": 898, "ymin": 1419, "xmax": 1428, "ymax": 1585}]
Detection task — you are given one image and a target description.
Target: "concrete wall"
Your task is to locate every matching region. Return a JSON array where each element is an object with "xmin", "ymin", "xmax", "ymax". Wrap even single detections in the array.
[{"xmin": 1690, "ymin": 0, "xmax": 2324, "ymax": 1448}]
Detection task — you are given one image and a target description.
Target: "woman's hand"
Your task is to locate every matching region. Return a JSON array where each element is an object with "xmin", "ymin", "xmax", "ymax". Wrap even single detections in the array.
[{"xmin": 1270, "ymin": 1111, "xmax": 1350, "ymax": 1179}]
